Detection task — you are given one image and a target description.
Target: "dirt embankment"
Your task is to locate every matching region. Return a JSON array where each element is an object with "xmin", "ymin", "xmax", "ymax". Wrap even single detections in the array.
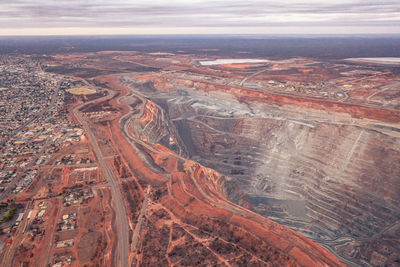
[{"xmin": 134, "ymin": 73, "xmax": 400, "ymax": 123}]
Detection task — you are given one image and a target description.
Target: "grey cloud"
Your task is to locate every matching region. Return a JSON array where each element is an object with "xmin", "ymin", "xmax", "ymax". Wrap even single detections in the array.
[{"xmin": 0, "ymin": 0, "xmax": 399, "ymax": 29}]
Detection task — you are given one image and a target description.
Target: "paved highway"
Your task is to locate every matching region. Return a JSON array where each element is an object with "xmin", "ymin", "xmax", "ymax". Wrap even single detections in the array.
[
  {"xmin": 73, "ymin": 92, "xmax": 129, "ymax": 267},
  {"xmin": 43, "ymin": 197, "xmax": 63, "ymax": 267},
  {"xmin": 1, "ymin": 201, "xmax": 32, "ymax": 266}
]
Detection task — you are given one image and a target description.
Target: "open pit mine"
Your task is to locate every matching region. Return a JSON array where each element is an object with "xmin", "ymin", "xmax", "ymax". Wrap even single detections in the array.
[{"xmin": 11, "ymin": 50, "xmax": 397, "ymax": 266}]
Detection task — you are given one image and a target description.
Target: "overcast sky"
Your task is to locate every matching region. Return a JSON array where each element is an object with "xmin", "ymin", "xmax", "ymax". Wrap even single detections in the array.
[{"xmin": 0, "ymin": 0, "xmax": 399, "ymax": 35}]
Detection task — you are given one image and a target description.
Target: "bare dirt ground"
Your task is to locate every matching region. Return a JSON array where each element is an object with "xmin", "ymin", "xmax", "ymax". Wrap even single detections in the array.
[{"xmin": 5, "ymin": 50, "xmax": 398, "ymax": 266}]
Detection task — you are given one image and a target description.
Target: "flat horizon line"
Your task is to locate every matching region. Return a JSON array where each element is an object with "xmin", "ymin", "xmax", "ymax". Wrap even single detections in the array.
[{"xmin": 1, "ymin": 33, "xmax": 400, "ymax": 38}]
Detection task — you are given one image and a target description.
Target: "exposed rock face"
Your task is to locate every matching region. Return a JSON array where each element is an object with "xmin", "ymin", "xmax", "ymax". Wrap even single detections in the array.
[
  {"xmin": 183, "ymin": 117, "xmax": 400, "ymax": 237},
  {"xmin": 120, "ymin": 73, "xmax": 400, "ymax": 266}
]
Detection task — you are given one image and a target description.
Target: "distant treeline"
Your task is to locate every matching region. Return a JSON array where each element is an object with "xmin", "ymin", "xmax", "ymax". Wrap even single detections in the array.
[{"xmin": 1, "ymin": 35, "xmax": 400, "ymax": 59}]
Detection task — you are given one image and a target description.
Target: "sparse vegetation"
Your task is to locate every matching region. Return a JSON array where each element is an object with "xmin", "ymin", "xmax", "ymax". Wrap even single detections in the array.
[{"xmin": 0, "ymin": 206, "xmax": 17, "ymax": 223}]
